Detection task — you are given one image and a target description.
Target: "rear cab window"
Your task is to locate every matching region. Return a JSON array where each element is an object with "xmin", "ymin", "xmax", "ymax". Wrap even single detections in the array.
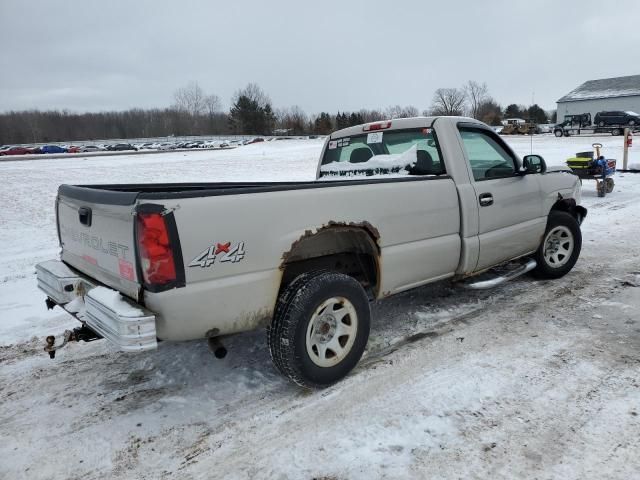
[{"xmin": 319, "ymin": 128, "xmax": 445, "ymax": 178}]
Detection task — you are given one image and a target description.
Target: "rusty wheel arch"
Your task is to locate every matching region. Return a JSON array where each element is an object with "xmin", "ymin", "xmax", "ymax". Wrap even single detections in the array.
[{"xmin": 279, "ymin": 222, "xmax": 381, "ymax": 299}]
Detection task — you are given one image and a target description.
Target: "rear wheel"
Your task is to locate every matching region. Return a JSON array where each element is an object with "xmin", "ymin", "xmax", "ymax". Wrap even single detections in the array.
[
  {"xmin": 267, "ymin": 271, "xmax": 370, "ymax": 388},
  {"xmin": 532, "ymin": 211, "xmax": 581, "ymax": 279},
  {"xmin": 598, "ymin": 121, "xmax": 605, "ymax": 127}
]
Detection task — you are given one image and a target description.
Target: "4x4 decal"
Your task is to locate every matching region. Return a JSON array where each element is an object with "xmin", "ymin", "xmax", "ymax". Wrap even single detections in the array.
[{"xmin": 189, "ymin": 242, "xmax": 246, "ymax": 268}]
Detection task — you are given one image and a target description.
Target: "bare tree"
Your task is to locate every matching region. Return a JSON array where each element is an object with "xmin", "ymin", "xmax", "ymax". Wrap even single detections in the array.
[
  {"xmin": 358, "ymin": 109, "xmax": 384, "ymax": 123},
  {"xmin": 231, "ymin": 82, "xmax": 271, "ymax": 110},
  {"xmin": 204, "ymin": 94, "xmax": 222, "ymax": 116},
  {"xmin": 275, "ymin": 106, "xmax": 308, "ymax": 135},
  {"xmin": 173, "ymin": 81, "xmax": 207, "ymax": 116},
  {"xmin": 385, "ymin": 105, "xmax": 419, "ymax": 119},
  {"xmin": 429, "ymin": 88, "xmax": 467, "ymax": 116},
  {"xmin": 464, "ymin": 81, "xmax": 489, "ymax": 119}
]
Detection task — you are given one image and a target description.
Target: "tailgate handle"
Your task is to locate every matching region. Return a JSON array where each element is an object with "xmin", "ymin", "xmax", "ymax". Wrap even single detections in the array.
[{"xmin": 78, "ymin": 207, "xmax": 92, "ymax": 226}]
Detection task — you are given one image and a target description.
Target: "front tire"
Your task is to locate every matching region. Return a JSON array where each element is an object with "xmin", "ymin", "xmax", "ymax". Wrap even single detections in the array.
[
  {"xmin": 605, "ymin": 177, "xmax": 615, "ymax": 193},
  {"xmin": 267, "ymin": 271, "xmax": 370, "ymax": 388},
  {"xmin": 532, "ymin": 211, "xmax": 582, "ymax": 279}
]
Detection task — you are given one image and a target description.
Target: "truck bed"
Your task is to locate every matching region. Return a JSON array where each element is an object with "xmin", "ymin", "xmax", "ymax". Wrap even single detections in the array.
[{"xmin": 59, "ymin": 176, "xmax": 448, "ymax": 203}]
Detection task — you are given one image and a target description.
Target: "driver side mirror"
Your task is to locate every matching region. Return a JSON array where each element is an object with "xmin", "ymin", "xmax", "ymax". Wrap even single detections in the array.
[{"xmin": 522, "ymin": 154, "xmax": 546, "ymax": 174}]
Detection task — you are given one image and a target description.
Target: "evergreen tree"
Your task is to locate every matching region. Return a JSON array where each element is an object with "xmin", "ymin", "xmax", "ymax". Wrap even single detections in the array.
[
  {"xmin": 527, "ymin": 104, "xmax": 548, "ymax": 124},
  {"xmin": 348, "ymin": 112, "xmax": 364, "ymax": 126},
  {"xmin": 314, "ymin": 112, "xmax": 333, "ymax": 134},
  {"xmin": 504, "ymin": 104, "xmax": 523, "ymax": 119}
]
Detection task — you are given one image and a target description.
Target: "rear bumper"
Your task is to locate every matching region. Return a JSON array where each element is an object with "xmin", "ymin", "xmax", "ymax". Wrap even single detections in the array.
[{"xmin": 36, "ymin": 259, "xmax": 157, "ymax": 352}]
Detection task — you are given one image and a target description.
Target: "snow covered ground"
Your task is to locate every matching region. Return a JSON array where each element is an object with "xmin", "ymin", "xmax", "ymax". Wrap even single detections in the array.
[{"xmin": 1, "ymin": 135, "xmax": 639, "ymax": 479}]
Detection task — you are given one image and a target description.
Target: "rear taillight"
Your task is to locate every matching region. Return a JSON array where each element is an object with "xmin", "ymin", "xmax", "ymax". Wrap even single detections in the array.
[{"xmin": 136, "ymin": 212, "xmax": 176, "ymax": 286}]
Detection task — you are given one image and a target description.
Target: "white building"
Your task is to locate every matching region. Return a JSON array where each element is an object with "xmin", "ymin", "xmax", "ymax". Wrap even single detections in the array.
[{"xmin": 556, "ymin": 74, "xmax": 640, "ymax": 122}]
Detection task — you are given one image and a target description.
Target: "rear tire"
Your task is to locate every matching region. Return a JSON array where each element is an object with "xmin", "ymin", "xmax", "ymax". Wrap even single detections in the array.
[
  {"xmin": 532, "ymin": 211, "xmax": 581, "ymax": 279},
  {"xmin": 267, "ymin": 271, "xmax": 370, "ymax": 389}
]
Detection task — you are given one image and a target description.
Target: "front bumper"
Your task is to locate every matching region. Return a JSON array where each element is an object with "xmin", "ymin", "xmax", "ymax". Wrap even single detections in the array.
[{"xmin": 36, "ymin": 259, "xmax": 157, "ymax": 352}]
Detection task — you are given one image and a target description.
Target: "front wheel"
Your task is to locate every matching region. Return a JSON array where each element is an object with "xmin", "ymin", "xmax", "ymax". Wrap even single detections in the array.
[
  {"xmin": 605, "ymin": 177, "xmax": 615, "ymax": 193},
  {"xmin": 267, "ymin": 271, "xmax": 370, "ymax": 388},
  {"xmin": 554, "ymin": 129, "xmax": 563, "ymax": 137},
  {"xmin": 532, "ymin": 211, "xmax": 582, "ymax": 279}
]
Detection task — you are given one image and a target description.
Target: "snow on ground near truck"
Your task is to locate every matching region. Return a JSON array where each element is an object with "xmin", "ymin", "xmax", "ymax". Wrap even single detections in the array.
[{"xmin": 1, "ymin": 135, "xmax": 639, "ymax": 479}]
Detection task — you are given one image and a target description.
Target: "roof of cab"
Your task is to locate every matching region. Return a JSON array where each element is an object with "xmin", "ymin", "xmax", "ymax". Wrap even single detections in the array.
[{"xmin": 329, "ymin": 116, "xmax": 484, "ymax": 138}]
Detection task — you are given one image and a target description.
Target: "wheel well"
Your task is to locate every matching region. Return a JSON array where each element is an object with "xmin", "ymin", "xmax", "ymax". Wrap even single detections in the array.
[
  {"xmin": 280, "ymin": 225, "xmax": 380, "ymax": 299},
  {"xmin": 550, "ymin": 198, "xmax": 586, "ymax": 222}
]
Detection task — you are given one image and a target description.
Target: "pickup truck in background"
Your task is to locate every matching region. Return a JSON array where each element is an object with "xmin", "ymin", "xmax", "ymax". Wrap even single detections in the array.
[{"xmin": 37, "ymin": 116, "xmax": 587, "ymax": 388}]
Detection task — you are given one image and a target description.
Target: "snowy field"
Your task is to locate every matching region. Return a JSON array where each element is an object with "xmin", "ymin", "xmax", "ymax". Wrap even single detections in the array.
[{"xmin": 1, "ymin": 135, "xmax": 639, "ymax": 479}]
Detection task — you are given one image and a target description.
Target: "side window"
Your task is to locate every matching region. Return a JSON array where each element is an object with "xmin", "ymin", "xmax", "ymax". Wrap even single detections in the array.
[{"xmin": 459, "ymin": 128, "xmax": 517, "ymax": 181}]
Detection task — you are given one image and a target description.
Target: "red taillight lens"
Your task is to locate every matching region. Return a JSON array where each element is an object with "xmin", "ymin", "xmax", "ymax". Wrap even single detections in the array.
[{"xmin": 136, "ymin": 213, "xmax": 176, "ymax": 285}]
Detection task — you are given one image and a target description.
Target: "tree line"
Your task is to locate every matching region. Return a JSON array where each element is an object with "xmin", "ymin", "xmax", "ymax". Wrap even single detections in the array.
[{"xmin": 0, "ymin": 81, "xmax": 556, "ymax": 145}]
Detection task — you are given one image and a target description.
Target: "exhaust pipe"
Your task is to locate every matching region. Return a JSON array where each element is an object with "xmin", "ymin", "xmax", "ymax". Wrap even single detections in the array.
[{"xmin": 207, "ymin": 337, "xmax": 227, "ymax": 359}]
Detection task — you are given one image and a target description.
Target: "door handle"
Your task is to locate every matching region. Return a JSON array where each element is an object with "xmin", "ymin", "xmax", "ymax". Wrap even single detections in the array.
[{"xmin": 479, "ymin": 193, "xmax": 493, "ymax": 207}]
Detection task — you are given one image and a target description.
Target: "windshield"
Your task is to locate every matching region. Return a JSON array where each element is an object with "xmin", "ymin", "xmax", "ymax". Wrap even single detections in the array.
[
  {"xmin": 319, "ymin": 128, "xmax": 444, "ymax": 178},
  {"xmin": 625, "ymin": 111, "xmax": 639, "ymax": 116}
]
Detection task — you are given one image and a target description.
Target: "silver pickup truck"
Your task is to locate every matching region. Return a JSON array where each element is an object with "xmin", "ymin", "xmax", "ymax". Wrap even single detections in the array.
[{"xmin": 37, "ymin": 116, "xmax": 586, "ymax": 388}]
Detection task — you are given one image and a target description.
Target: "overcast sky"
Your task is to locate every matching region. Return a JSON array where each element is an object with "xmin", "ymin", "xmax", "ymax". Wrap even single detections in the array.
[{"xmin": 1, "ymin": 0, "xmax": 639, "ymax": 115}]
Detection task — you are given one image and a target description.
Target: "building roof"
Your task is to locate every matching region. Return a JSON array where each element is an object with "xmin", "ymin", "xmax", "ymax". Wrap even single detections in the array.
[{"xmin": 557, "ymin": 74, "xmax": 640, "ymax": 103}]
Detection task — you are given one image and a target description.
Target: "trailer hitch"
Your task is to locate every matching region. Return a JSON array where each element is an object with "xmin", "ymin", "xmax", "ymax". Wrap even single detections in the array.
[{"xmin": 44, "ymin": 325, "xmax": 102, "ymax": 359}]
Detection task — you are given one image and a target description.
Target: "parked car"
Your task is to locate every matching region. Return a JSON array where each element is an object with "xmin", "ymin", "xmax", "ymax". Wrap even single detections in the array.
[
  {"xmin": 41, "ymin": 145, "xmax": 67, "ymax": 154},
  {"xmin": 66, "ymin": 146, "xmax": 81, "ymax": 153},
  {"xmin": 108, "ymin": 143, "xmax": 137, "ymax": 151},
  {"xmin": 37, "ymin": 116, "xmax": 586, "ymax": 388},
  {"xmin": 594, "ymin": 111, "xmax": 640, "ymax": 126},
  {"xmin": 155, "ymin": 142, "xmax": 176, "ymax": 151},
  {"xmin": 0, "ymin": 146, "xmax": 35, "ymax": 155},
  {"xmin": 244, "ymin": 137, "xmax": 265, "ymax": 145},
  {"xmin": 80, "ymin": 145, "xmax": 102, "ymax": 153}
]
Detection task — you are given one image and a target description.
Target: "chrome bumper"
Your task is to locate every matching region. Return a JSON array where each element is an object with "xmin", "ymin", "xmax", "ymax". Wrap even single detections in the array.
[
  {"xmin": 36, "ymin": 260, "xmax": 90, "ymax": 305},
  {"xmin": 36, "ymin": 259, "xmax": 157, "ymax": 352}
]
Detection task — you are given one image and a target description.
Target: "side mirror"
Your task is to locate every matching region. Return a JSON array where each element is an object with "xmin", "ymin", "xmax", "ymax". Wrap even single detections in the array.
[{"xmin": 522, "ymin": 154, "xmax": 546, "ymax": 174}]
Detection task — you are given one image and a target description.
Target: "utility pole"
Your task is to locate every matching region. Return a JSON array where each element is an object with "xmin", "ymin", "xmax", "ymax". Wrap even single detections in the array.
[{"xmin": 623, "ymin": 128, "xmax": 630, "ymax": 170}]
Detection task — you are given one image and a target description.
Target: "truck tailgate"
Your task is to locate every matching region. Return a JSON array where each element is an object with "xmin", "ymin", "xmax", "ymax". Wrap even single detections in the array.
[{"xmin": 57, "ymin": 186, "xmax": 140, "ymax": 300}]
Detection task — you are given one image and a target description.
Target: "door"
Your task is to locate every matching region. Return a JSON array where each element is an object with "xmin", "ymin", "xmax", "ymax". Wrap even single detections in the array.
[{"xmin": 458, "ymin": 126, "xmax": 546, "ymax": 271}]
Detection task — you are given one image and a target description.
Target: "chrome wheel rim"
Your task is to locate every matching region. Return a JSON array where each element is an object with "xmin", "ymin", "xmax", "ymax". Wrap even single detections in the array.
[
  {"xmin": 543, "ymin": 226, "xmax": 574, "ymax": 268},
  {"xmin": 306, "ymin": 297, "xmax": 358, "ymax": 368}
]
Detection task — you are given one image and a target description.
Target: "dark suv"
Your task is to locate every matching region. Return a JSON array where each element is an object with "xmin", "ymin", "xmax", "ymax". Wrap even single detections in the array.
[{"xmin": 594, "ymin": 110, "xmax": 640, "ymax": 126}]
